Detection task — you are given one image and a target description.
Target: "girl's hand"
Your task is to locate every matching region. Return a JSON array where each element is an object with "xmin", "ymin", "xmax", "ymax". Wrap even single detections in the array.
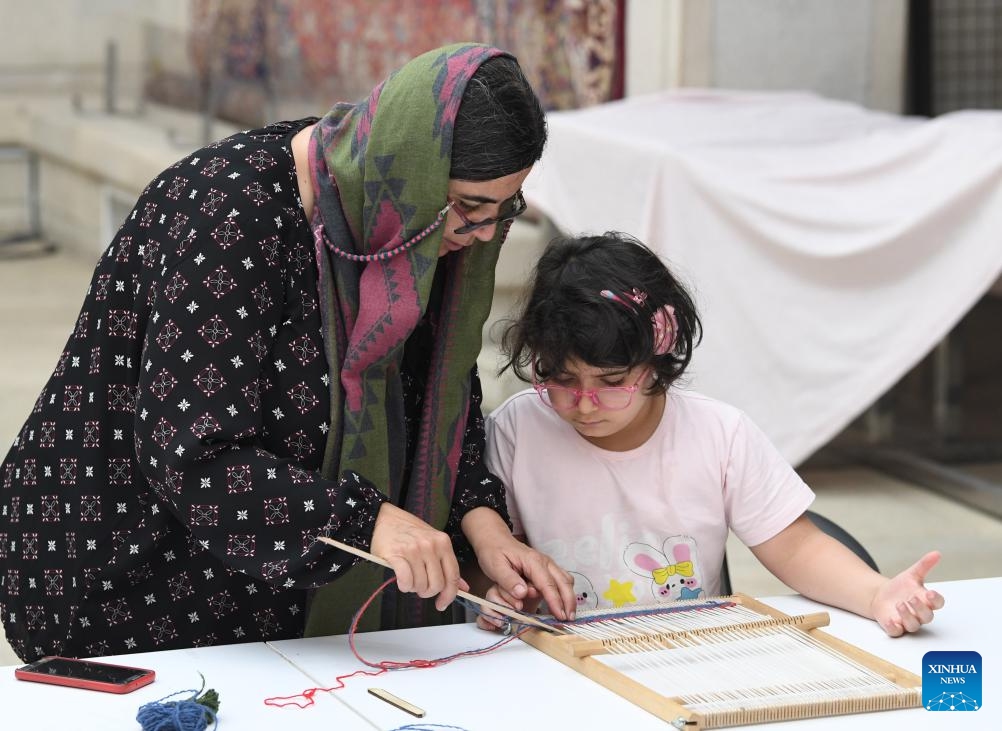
[
  {"xmin": 475, "ymin": 584, "xmax": 518, "ymax": 632},
  {"xmin": 370, "ymin": 502, "xmax": 467, "ymax": 612},
  {"xmin": 869, "ymin": 551, "xmax": 945, "ymax": 636}
]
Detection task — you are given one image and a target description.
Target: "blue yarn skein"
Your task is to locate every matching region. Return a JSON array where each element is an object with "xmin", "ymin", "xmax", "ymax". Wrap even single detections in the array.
[{"xmin": 136, "ymin": 685, "xmax": 218, "ymax": 731}]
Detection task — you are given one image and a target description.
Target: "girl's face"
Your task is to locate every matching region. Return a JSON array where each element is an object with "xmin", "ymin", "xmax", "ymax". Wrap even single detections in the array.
[
  {"xmin": 543, "ymin": 358, "xmax": 664, "ymax": 451},
  {"xmin": 439, "ymin": 167, "xmax": 532, "ymax": 257}
]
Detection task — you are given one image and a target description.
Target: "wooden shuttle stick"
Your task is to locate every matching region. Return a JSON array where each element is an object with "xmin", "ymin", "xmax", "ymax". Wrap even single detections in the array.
[
  {"xmin": 317, "ymin": 535, "xmax": 562, "ymax": 633},
  {"xmin": 368, "ymin": 687, "xmax": 426, "ymax": 717}
]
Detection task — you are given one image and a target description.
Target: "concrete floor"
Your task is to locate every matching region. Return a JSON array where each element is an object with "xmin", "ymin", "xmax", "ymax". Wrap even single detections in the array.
[{"xmin": 2, "ymin": 243, "xmax": 1001, "ymax": 666}]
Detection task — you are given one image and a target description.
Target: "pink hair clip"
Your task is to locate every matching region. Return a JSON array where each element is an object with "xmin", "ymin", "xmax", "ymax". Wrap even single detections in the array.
[
  {"xmin": 652, "ymin": 304, "xmax": 678, "ymax": 356},
  {"xmin": 601, "ymin": 288, "xmax": 678, "ymax": 356}
]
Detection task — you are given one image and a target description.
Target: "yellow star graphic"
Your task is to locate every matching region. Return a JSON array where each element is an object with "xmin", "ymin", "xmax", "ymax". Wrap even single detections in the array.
[{"xmin": 602, "ymin": 579, "xmax": 636, "ymax": 608}]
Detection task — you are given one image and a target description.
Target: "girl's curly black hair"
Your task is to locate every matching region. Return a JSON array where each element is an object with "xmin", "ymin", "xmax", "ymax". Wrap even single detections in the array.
[{"xmin": 501, "ymin": 232, "xmax": 702, "ymax": 393}]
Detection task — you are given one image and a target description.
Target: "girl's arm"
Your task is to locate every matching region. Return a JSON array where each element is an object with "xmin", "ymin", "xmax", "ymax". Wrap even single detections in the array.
[
  {"xmin": 750, "ymin": 514, "xmax": 944, "ymax": 636},
  {"xmin": 464, "ymin": 526, "xmax": 554, "ymax": 632},
  {"xmin": 460, "ymin": 529, "xmax": 528, "ymax": 602},
  {"xmin": 462, "ymin": 507, "xmax": 576, "ymax": 621}
]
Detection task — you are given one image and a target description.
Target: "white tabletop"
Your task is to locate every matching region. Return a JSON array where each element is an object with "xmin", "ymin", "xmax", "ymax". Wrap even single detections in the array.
[
  {"xmin": 1, "ymin": 641, "xmax": 364, "ymax": 730},
  {"xmin": 3, "ymin": 577, "xmax": 998, "ymax": 730}
]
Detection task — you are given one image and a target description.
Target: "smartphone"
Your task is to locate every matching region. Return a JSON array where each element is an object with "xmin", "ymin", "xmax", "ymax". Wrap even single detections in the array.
[{"xmin": 15, "ymin": 656, "xmax": 156, "ymax": 694}]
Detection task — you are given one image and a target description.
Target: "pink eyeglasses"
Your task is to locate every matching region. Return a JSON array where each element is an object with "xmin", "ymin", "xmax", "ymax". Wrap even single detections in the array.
[{"xmin": 533, "ymin": 368, "xmax": 650, "ymax": 412}]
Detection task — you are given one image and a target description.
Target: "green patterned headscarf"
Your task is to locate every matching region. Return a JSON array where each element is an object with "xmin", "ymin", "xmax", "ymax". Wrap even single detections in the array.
[{"xmin": 304, "ymin": 44, "xmax": 513, "ymax": 636}]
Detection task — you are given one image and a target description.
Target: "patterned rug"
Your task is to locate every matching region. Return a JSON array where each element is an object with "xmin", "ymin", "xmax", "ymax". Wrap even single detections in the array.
[{"xmin": 147, "ymin": 0, "xmax": 624, "ymax": 125}]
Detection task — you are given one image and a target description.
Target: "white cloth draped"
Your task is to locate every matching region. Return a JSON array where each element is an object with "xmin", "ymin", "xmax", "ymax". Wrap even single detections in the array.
[{"xmin": 524, "ymin": 90, "xmax": 1002, "ymax": 465}]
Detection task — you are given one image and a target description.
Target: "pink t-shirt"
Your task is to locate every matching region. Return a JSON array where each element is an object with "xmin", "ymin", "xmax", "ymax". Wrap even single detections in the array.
[{"xmin": 485, "ymin": 388, "xmax": 814, "ymax": 609}]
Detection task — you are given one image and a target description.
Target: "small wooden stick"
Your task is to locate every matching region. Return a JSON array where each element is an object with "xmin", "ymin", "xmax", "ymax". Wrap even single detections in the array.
[
  {"xmin": 317, "ymin": 535, "xmax": 562, "ymax": 633},
  {"xmin": 368, "ymin": 687, "xmax": 425, "ymax": 717}
]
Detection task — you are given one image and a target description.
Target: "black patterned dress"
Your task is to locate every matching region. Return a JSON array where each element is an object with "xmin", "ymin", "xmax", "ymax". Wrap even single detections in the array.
[{"xmin": 0, "ymin": 119, "xmax": 507, "ymax": 662}]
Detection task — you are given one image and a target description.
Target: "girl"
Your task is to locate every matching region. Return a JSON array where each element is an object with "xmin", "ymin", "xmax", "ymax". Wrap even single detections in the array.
[{"xmin": 481, "ymin": 231, "xmax": 943, "ymax": 636}]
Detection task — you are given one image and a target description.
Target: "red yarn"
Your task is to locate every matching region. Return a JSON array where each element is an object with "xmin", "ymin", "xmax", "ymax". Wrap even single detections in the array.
[{"xmin": 263, "ymin": 577, "xmax": 526, "ymax": 709}]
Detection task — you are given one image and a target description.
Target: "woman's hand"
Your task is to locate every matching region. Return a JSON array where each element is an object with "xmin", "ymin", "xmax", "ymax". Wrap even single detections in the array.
[
  {"xmin": 370, "ymin": 502, "xmax": 467, "ymax": 612},
  {"xmin": 869, "ymin": 551, "xmax": 945, "ymax": 636}
]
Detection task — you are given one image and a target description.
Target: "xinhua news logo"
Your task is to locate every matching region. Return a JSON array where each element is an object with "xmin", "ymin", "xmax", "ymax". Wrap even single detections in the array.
[{"xmin": 923, "ymin": 651, "xmax": 981, "ymax": 712}]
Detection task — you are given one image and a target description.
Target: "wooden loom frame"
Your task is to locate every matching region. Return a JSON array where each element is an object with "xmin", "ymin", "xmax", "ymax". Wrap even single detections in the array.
[{"xmin": 520, "ymin": 594, "xmax": 922, "ymax": 729}]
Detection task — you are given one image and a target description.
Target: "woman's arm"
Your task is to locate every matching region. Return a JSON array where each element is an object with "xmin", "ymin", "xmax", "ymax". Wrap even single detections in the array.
[
  {"xmin": 132, "ymin": 140, "xmax": 388, "ymax": 590},
  {"xmin": 751, "ymin": 514, "xmax": 944, "ymax": 635}
]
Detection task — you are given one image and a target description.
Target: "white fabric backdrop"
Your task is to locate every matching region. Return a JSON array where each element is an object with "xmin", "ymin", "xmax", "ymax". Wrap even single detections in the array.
[{"xmin": 523, "ymin": 90, "xmax": 1002, "ymax": 465}]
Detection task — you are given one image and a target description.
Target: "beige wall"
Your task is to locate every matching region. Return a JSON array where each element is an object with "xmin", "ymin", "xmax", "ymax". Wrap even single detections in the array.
[
  {"xmin": 0, "ymin": 0, "xmax": 189, "ymax": 97},
  {"xmin": 1, "ymin": 1, "xmax": 910, "ymax": 112},
  {"xmin": 626, "ymin": 0, "xmax": 908, "ymax": 113},
  {"xmin": 4, "ymin": 1, "xmax": 908, "ymax": 111},
  {"xmin": 0, "ymin": 1, "xmax": 188, "ymax": 68}
]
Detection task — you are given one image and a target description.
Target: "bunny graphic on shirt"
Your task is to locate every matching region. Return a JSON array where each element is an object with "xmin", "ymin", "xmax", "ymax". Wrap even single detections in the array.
[
  {"xmin": 569, "ymin": 571, "xmax": 599, "ymax": 610},
  {"xmin": 538, "ymin": 571, "xmax": 599, "ymax": 615},
  {"xmin": 624, "ymin": 537, "xmax": 703, "ymax": 602}
]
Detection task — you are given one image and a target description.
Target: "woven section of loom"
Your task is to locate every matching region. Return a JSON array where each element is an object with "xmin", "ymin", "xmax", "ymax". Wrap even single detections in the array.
[{"xmin": 522, "ymin": 595, "xmax": 921, "ymax": 729}]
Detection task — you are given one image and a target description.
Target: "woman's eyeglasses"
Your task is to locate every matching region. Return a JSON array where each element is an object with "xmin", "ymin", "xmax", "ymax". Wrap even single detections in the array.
[
  {"xmin": 447, "ymin": 191, "xmax": 527, "ymax": 235},
  {"xmin": 533, "ymin": 369, "xmax": 650, "ymax": 412}
]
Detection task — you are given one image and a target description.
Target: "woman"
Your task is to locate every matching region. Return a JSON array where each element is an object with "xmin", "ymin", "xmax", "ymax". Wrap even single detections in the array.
[{"xmin": 0, "ymin": 43, "xmax": 574, "ymax": 661}]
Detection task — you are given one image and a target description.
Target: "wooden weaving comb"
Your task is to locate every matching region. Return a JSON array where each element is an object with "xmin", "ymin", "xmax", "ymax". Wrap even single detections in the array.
[{"xmin": 317, "ymin": 536, "xmax": 563, "ymax": 633}]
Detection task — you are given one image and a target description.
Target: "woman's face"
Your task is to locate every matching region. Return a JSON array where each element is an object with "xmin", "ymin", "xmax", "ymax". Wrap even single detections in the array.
[{"xmin": 439, "ymin": 167, "xmax": 532, "ymax": 257}]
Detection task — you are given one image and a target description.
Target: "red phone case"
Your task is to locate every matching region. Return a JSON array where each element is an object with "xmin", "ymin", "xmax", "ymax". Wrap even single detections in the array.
[{"xmin": 15, "ymin": 656, "xmax": 156, "ymax": 694}]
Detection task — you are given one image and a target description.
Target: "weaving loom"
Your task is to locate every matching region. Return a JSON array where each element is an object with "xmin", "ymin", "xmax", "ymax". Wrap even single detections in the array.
[{"xmin": 521, "ymin": 594, "xmax": 922, "ymax": 729}]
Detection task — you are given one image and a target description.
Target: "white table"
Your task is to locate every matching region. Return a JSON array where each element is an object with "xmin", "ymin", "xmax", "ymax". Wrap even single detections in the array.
[
  {"xmin": 0, "ymin": 641, "xmax": 364, "ymax": 729},
  {"xmin": 2, "ymin": 578, "xmax": 998, "ymax": 730}
]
